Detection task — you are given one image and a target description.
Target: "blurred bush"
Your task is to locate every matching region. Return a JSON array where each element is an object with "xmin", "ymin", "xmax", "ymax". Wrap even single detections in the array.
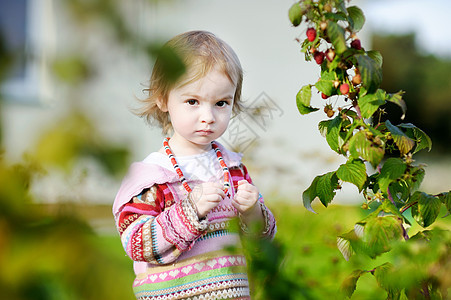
[{"xmin": 373, "ymin": 33, "xmax": 451, "ymax": 155}]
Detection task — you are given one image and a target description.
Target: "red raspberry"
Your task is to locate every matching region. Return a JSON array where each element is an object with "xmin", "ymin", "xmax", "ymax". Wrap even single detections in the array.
[
  {"xmin": 313, "ymin": 51, "xmax": 325, "ymax": 65},
  {"xmin": 340, "ymin": 83, "xmax": 350, "ymax": 95},
  {"xmin": 306, "ymin": 27, "xmax": 317, "ymax": 42},
  {"xmin": 321, "ymin": 93, "xmax": 329, "ymax": 99},
  {"xmin": 351, "ymin": 39, "xmax": 362, "ymax": 50}
]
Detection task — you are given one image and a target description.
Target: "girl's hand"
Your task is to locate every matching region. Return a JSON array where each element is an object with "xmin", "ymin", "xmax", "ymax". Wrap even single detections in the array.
[
  {"xmin": 233, "ymin": 180, "xmax": 265, "ymax": 229},
  {"xmin": 190, "ymin": 182, "xmax": 225, "ymax": 219},
  {"xmin": 232, "ymin": 180, "xmax": 259, "ymax": 215}
]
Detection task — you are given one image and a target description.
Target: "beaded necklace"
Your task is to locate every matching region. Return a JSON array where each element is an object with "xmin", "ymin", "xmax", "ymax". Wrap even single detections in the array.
[{"xmin": 163, "ymin": 137, "xmax": 231, "ymax": 195}]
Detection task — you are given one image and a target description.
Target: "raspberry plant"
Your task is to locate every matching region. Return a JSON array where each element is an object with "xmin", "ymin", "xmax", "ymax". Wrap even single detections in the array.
[{"xmin": 289, "ymin": 0, "xmax": 450, "ymax": 298}]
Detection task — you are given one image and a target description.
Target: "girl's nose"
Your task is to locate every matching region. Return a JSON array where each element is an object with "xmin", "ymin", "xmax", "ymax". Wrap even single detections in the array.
[{"xmin": 201, "ymin": 106, "xmax": 215, "ymax": 124}]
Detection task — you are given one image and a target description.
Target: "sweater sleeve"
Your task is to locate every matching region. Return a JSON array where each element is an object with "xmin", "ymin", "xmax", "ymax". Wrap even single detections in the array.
[
  {"xmin": 116, "ymin": 184, "xmax": 207, "ymax": 264},
  {"xmin": 232, "ymin": 164, "xmax": 277, "ymax": 240}
]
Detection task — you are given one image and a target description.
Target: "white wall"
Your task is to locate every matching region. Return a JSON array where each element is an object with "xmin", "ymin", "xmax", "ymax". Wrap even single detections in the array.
[{"xmin": 2, "ymin": 0, "xmax": 380, "ymax": 204}]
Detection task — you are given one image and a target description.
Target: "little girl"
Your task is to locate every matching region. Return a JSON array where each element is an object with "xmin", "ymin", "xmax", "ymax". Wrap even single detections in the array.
[{"xmin": 113, "ymin": 30, "xmax": 276, "ymax": 300}]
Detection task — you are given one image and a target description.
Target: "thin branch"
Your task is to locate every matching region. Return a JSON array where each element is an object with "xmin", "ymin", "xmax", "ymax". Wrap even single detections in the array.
[{"xmin": 400, "ymin": 201, "xmax": 418, "ymax": 214}]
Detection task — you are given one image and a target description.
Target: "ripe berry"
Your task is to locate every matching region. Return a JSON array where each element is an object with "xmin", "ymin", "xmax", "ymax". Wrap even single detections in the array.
[
  {"xmin": 313, "ymin": 51, "xmax": 325, "ymax": 65},
  {"xmin": 306, "ymin": 27, "xmax": 316, "ymax": 42},
  {"xmin": 321, "ymin": 93, "xmax": 329, "ymax": 99},
  {"xmin": 325, "ymin": 49, "xmax": 335, "ymax": 62},
  {"xmin": 340, "ymin": 83, "xmax": 350, "ymax": 95},
  {"xmin": 351, "ymin": 39, "xmax": 362, "ymax": 50}
]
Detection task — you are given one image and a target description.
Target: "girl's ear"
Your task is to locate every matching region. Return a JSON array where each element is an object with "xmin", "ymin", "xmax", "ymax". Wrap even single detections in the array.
[{"xmin": 156, "ymin": 97, "xmax": 168, "ymax": 112}]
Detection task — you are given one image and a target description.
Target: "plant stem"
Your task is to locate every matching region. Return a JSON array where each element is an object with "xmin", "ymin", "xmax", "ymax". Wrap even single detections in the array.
[
  {"xmin": 400, "ymin": 201, "xmax": 418, "ymax": 214},
  {"xmin": 352, "ymin": 100, "xmax": 362, "ymax": 119}
]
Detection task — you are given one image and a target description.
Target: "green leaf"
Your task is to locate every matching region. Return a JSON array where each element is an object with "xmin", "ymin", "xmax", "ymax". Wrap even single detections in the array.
[
  {"xmin": 315, "ymin": 70, "xmax": 336, "ymax": 96},
  {"xmin": 357, "ymin": 89, "xmax": 386, "ymax": 119},
  {"xmin": 296, "ymin": 85, "xmax": 319, "ymax": 114},
  {"xmin": 373, "ymin": 263, "xmax": 398, "ymax": 296},
  {"xmin": 327, "ymin": 21, "xmax": 347, "ymax": 54},
  {"xmin": 326, "ymin": 115, "xmax": 343, "ymax": 153},
  {"xmin": 438, "ymin": 192, "xmax": 451, "ymax": 214},
  {"xmin": 410, "ymin": 192, "xmax": 442, "ymax": 228},
  {"xmin": 378, "ymin": 158, "xmax": 407, "ymax": 194},
  {"xmin": 347, "ymin": 6, "xmax": 365, "ymax": 32},
  {"xmin": 302, "ymin": 176, "xmax": 320, "ymax": 213},
  {"xmin": 366, "ymin": 50, "xmax": 383, "ymax": 68},
  {"xmin": 340, "ymin": 269, "xmax": 366, "ymax": 298},
  {"xmin": 355, "ymin": 54, "xmax": 383, "ymax": 94},
  {"xmin": 385, "ymin": 120, "xmax": 415, "ymax": 155},
  {"xmin": 148, "ymin": 44, "xmax": 186, "ymax": 84},
  {"xmin": 318, "ymin": 120, "xmax": 332, "ymax": 137},
  {"xmin": 316, "ymin": 172, "xmax": 339, "ymax": 207},
  {"xmin": 386, "ymin": 91, "xmax": 406, "ymax": 120},
  {"xmin": 363, "ymin": 215, "xmax": 404, "ymax": 258},
  {"xmin": 348, "ymin": 131, "xmax": 384, "ymax": 168},
  {"xmin": 398, "ymin": 123, "xmax": 432, "ymax": 154},
  {"xmin": 337, "ymin": 159, "xmax": 367, "ymax": 191},
  {"xmin": 337, "ymin": 232, "xmax": 356, "ymax": 261},
  {"xmin": 324, "ymin": 12, "xmax": 347, "ymax": 22},
  {"xmin": 288, "ymin": 2, "xmax": 304, "ymax": 27},
  {"xmin": 302, "ymin": 172, "xmax": 339, "ymax": 212}
]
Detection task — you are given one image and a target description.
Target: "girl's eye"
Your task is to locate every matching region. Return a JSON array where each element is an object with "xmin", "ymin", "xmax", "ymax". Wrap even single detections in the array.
[
  {"xmin": 216, "ymin": 100, "xmax": 229, "ymax": 107},
  {"xmin": 187, "ymin": 99, "xmax": 198, "ymax": 105}
]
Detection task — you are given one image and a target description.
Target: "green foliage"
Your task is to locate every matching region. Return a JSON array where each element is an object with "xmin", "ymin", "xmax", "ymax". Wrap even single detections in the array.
[
  {"xmin": 0, "ymin": 0, "xmax": 186, "ymax": 298},
  {"xmin": 289, "ymin": 0, "xmax": 450, "ymax": 298}
]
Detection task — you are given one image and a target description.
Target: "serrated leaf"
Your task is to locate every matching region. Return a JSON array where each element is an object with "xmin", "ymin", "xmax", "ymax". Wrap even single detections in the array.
[
  {"xmin": 378, "ymin": 158, "xmax": 407, "ymax": 194},
  {"xmin": 288, "ymin": 2, "xmax": 304, "ymax": 27},
  {"xmin": 347, "ymin": 6, "xmax": 365, "ymax": 32},
  {"xmin": 386, "ymin": 91, "xmax": 406, "ymax": 120},
  {"xmin": 316, "ymin": 171, "xmax": 339, "ymax": 207},
  {"xmin": 296, "ymin": 85, "xmax": 319, "ymax": 115},
  {"xmin": 348, "ymin": 131, "xmax": 384, "ymax": 168},
  {"xmin": 340, "ymin": 269, "xmax": 366, "ymax": 298},
  {"xmin": 385, "ymin": 120, "xmax": 415, "ymax": 155},
  {"xmin": 302, "ymin": 172, "xmax": 339, "ymax": 212},
  {"xmin": 363, "ymin": 215, "xmax": 404, "ymax": 258},
  {"xmin": 326, "ymin": 115, "xmax": 343, "ymax": 153},
  {"xmin": 337, "ymin": 159, "xmax": 367, "ymax": 191},
  {"xmin": 410, "ymin": 192, "xmax": 442, "ymax": 228},
  {"xmin": 355, "ymin": 54, "xmax": 382, "ymax": 94},
  {"xmin": 327, "ymin": 21, "xmax": 347, "ymax": 54},
  {"xmin": 357, "ymin": 89, "xmax": 385, "ymax": 119},
  {"xmin": 398, "ymin": 123, "xmax": 432, "ymax": 154}
]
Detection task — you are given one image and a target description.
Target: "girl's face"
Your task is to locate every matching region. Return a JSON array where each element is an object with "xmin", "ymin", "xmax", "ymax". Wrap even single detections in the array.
[{"xmin": 160, "ymin": 67, "xmax": 236, "ymax": 155}]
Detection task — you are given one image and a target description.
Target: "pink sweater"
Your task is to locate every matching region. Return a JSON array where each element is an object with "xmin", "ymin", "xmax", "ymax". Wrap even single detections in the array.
[{"xmin": 113, "ymin": 143, "xmax": 276, "ymax": 299}]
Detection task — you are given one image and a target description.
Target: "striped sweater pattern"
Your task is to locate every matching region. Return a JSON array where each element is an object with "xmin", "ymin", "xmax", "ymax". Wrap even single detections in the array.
[{"xmin": 113, "ymin": 145, "xmax": 276, "ymax": 300}]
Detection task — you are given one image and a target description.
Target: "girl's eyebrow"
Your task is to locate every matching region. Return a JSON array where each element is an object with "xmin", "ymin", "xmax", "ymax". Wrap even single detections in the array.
[{"xmin": 181, "ymin": 93, "xmax": 234, "ymax": 101}]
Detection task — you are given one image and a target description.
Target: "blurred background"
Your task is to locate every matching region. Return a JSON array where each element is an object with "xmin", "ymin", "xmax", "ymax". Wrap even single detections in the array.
[{"xmin": 0, "ymin": 0, "xmax": 450, "ymax": 299}]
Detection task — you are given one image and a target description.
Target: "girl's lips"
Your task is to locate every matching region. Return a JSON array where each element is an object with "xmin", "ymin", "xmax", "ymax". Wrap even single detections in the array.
[{"xmin": 196, "ymin": 130, "xmax": 214, "ymax": 136}]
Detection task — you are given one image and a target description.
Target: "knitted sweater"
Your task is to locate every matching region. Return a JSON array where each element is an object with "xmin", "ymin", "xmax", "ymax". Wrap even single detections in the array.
[{"xmin": 113, "ymin": 142, "xmax": 277, "ymax": 300}]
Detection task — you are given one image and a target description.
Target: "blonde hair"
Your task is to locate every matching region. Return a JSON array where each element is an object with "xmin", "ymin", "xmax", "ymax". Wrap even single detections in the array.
[{"xmin": 137, "ymin": 30, "xmax": 243, "ymax": 134}]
